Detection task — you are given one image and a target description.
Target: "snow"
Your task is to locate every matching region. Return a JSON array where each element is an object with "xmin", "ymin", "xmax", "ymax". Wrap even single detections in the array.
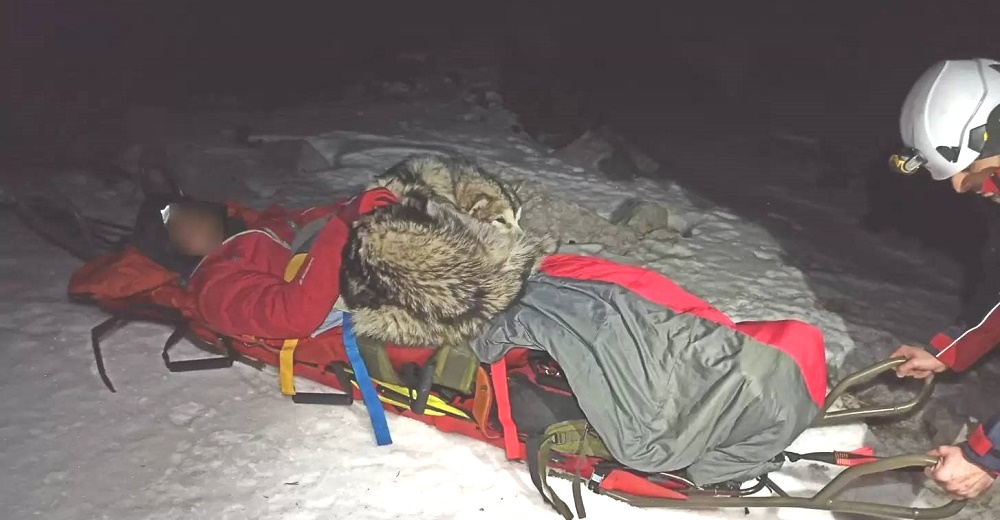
[{"xmin": 0, "ymin": 67, "xmax": 986, "ymax": 518}]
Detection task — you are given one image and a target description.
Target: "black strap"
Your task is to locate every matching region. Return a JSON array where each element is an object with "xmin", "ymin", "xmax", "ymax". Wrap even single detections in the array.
[
  {"xmin": 90, "ymin": 315, "xmax": 128, "ymax": 392},
  {"xmin": 781, "ymin": 450, "xmax": 880, "ymax": 465},
  {"xmin": 161, "ymin": 325, "xmax": 237, "ymax": 372},
  {"xmin": 781, "ymin": 451, "xmax": 836, "ymax": 464},
  {"xmin": 410, "ymin": 360, "xmax": 436, "ymax": 415},
  {"xmin": 571, "ymin": 424, "xmax": 591, "ymax": 519},
  {"xmin": 526, "ymin": 432, "xmax": 575, "ymax": 520},
  {"xmin": 526, "ymin": 435, "xmax": 554, "ymax": 509},
  {"xmin": 290, "ymin": 361, "xmax": 354, "ymax": 406},
  {"xmin": 329, "ymin": 362, "xmax": 355, "ymax": 405},
  {"xmin": 290, "ymin": 392, "xmax": 352, "ymax": 405}
]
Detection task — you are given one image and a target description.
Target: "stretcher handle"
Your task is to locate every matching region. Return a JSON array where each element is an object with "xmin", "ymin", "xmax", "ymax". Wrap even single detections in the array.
[
  {"xmin": 813, "ymin": 358, "xmax": 935, "ymax": 427},
  {"xmin": 604, "ymin": 454, "xmax": 965, "ymax": 519},
  {"xmin": 811, "ymin": 454, "xmax": 965, "ymax": 519}
]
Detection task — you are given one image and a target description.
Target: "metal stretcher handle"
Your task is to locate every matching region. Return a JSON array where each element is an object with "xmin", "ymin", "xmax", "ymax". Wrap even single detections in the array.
[
  {"xmin": 604, "ymin": 455, "xmax": 965, "ymax": 519},
  {"xmin": 813, "ymin": 357, "xmax": 936, "ymax": 428}
]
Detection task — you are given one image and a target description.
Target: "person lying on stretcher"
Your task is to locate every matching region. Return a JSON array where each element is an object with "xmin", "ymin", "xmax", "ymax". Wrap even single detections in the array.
[{"xmin": 110, "ymin": 188, "xmax": 397, "ymax": 338}]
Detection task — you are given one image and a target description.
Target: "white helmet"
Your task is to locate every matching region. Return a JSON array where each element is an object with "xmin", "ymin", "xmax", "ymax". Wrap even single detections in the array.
[{"xmin": 894, "ymin": 58, "xmax": 1000, "ymax": 180}]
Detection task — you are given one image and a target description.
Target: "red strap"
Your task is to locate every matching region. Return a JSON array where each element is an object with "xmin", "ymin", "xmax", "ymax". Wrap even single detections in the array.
[
  {"xmin": 968, "ymin": 424, "xmax": 994, "ymax": 457},
  {"xmin": 490, "ymin": 357, "xmax": 520, "ymax": 460},
  {"xmin": 834, "ymin": 446, "xmax": 879, "ymax": 467}
]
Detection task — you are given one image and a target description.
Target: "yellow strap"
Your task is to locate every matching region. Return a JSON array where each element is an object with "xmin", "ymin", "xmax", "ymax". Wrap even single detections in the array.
[
  {"xmin": 280, "ymin": 339, "xmax": 298, "ymax": 396},
  {"xmin": 278, "ymin": 253, "xmax": 309, "ymax": 397},
  {"xmin": 284, "ymin": 253, "xmax": 308, "ymax": 281},
  {"xmin": 344, "ymin": 368, "xmax": 471, "ymax": 419}
]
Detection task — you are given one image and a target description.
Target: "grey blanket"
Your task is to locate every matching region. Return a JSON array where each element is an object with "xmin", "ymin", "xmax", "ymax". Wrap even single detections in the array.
[{"xmin": 470, "ymin": 272, "xmax": 819, "ymax": 485}]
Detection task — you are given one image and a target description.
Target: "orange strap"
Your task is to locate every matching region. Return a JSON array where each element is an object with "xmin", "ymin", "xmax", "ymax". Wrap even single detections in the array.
[{"xmin": 472, "ymin": 366, "xmax": 499, "ymax": 438}]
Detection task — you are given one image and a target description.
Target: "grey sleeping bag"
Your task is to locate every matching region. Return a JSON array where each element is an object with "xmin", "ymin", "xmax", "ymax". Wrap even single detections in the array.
[{"xmin": 469, "ymin": 272, "xmax": 820, "ymax": 485}]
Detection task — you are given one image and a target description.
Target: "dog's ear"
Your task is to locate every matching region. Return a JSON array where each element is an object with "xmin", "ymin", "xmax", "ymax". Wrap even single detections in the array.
[
  {"xmin": 508, "ymin": 179, "xmax": 540, "ymax": 205},
  {"xmin": 469, "ymin": 195, "xmax": 490, "ymax": 214},
  {"xmin": 508, "ymin": 178, "xmax": 527, "ymax": 197}
]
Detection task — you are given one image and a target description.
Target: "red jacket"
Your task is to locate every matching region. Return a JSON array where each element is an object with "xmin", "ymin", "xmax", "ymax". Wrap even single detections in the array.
[
  {"xmin": 925, "ymin": 197, "xmax": 1000, "ymax": 371},
  {"xmin": 187, "ymin": 188, "xmax": 397, "ymax": 340}
]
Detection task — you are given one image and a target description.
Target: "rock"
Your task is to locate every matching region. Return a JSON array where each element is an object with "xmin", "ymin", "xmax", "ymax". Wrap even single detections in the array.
[
  {"xmin": 461, "ymin": 91, "xmax": 480, "ymax": 104},
  {"xmin": 609, "ymin": 198, "xmax": 674, "ymax": 237},
  {"xmin": 260, "ymin": 139, "xmax": 333, "ymax": 174},
  {"xmin": 368, "ymin": 80, "xmax": 416, "ymax": 99},
  {"xmin": 813, "ymin": 297, "xmax": 851, "ymax": 314},
  {"xmin": 112, "ymin": 143, "xmax": 144, "ymax": 179},
  {"xmin": 600, "ymin": 128, "xmax": 661, "ymax": 176},
  {"xmin": 552, "ymin": 129, "xmax": 614, "ymax": 173},
  {"xmin": 644, "ymin": 228, "xmax": 681, "ymax": 242},
  {"xmin": 514, "ymin": 182, "xmax": 640, "ymax": 254},
  {"xmin": 458, "ymin": 112, "xmax": 485, "ymax": 123},
  {"xmin": 502, "ymin": 81, "xmax": 595, "ymax": 149},
  {"xmin": 483, "ymin": 90, "xmax": 503, "ymax": 108},
  {"xmin": 108, "ymin": 142, "xmax": 178, "ymax": 195},
  {"xmin": 619, "ymin": 139, "xmax": 661, "ymax": 175},
  {"xmin": 598, "ymin": 143, "xmax": 642, "ymax": 181},
  {"xmin": 552, "ymin": 127, "xmax": 660, "ymax": 181},
  {"xmin": 922, "ymin": 406, "xmax": 971, "ymax": 447}
]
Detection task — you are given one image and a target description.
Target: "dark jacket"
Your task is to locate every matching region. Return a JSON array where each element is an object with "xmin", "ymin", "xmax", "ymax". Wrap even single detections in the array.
[
  {"xmin": 925, "ymin": 199, "xmax": 1000, "ymax": 472},
  {"xmin": 926, "ymin": 199, "xmax": 1000, "ymax": 371}
]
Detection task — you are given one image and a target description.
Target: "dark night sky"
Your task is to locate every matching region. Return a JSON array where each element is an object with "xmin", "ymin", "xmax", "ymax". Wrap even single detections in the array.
[
  {"xmin": 10, "ymin": 0, "xmax": 1000, "ymax": 151},
  {"xmin": 8, "ymin": 0, "xmax": 1000, "ymax": 309},
  {"xmin": 11, "ymin": 2, "xmax": 1000, "ymax": 103}
]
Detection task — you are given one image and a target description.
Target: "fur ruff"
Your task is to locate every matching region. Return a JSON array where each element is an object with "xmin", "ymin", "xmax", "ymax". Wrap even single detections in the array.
[
  {"xmin": 340, "ymin": 198, "xmax": 543, "ymax": 348},
  {"xmin": 372, "ymin": 154, "xmax": 523, "ymax": 231}
]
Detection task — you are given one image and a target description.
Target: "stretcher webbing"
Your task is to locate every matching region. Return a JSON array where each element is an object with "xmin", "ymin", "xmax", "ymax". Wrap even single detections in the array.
[
  {"xmin": 278, "ymin": 252, "xmax": 309, "ymax": 396},
  {"xmin": 279, "ymin": 339, "xmax": 298, "ymax": 396},
  {"xmin": 343, "ymin": 313, "xmax": 393, "ymax": 446},
  {"xmin": 490, "ymin": 357, "xmax": 520, "ymax": 459}
]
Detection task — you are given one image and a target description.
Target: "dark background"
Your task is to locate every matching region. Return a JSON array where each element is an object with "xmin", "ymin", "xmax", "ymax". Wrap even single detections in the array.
[
  {"xmin": 13, "ymin": 1, "xmax": 1000, "ymax": 121},
  {"xmin": 8, "ymin": 0, "xmax": 1000, "ymax": 299}
]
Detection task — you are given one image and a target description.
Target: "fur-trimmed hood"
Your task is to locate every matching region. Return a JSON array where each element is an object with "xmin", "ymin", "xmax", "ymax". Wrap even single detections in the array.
[{"xmin": 339, "ymin": 198, "xmax": 544, "ymax": 348}]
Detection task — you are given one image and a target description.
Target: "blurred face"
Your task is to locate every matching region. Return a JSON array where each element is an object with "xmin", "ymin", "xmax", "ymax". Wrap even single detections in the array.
[
  {"xmin": 950, "ymin": 155, "xmax": 1000, "ymax": 203},
  {"xmin": 166, "ymin": 205, "xmax": 225, "ymax": 256}
]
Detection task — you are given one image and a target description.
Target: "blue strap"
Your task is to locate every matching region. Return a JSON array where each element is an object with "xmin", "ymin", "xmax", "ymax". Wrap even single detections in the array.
[{"xmin": 342, "ymin": 314, "xmax": 393, "ymax": 446}]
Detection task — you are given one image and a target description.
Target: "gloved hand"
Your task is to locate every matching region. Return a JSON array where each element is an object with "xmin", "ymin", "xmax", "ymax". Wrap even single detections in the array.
[{"xmin": 336, "ymin": 187, "xmax": 398, "ymax": 223}]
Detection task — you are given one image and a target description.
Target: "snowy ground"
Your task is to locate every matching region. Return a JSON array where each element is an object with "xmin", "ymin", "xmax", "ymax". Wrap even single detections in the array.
[{"xmin": 0, "ymin": 65, "xmax": 993, "ymax": 519}]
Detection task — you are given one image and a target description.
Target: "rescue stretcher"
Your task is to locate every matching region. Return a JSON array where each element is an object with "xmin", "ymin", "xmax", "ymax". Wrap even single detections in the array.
[{"xmin": 7, "ymin": 183, "xmax": 968, "ymax": 519}]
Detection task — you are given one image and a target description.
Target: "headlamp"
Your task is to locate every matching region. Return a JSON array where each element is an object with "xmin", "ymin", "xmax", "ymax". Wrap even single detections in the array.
[{"xmin": 888, "ymin": 148, "xmax": 927, "ymax": 175}]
